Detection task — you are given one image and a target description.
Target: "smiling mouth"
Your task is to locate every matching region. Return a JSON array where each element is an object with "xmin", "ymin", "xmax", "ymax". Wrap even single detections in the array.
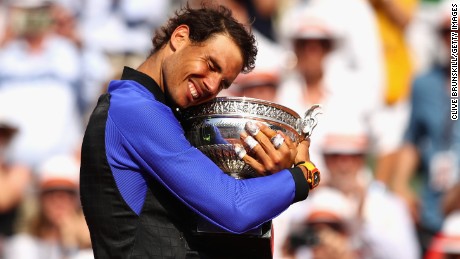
[{"xmin": 189, "ymin": 81, "xmax": 200, "ymax": 99}]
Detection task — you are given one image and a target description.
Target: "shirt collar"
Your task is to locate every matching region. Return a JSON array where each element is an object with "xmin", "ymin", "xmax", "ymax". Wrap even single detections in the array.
[{"xmin": 120, "ymin": 66, "xmax": 166, "ymax": 105}]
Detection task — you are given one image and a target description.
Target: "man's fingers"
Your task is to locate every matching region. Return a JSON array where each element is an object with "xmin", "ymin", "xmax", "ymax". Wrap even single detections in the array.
[
  {"xmin": 279, "ymin": 131, "xmax": 296, "ymax": 149},
  {"xmin": 242, "ymin": 121, "xmax": 304, "ymax": 173},
  {"xmin": 244, "ymin": 121, "xmax": 296, "ymax": 171},
  {"xmin": 243, "ymin": 134, "xmax": 259, "ymax": 150},
  {"xmin": 234, "ymin": 143, "xmax": 267, "ymax": 176},
  {"xmin": 257, "ymin": 122, "xmax": 277, "ymax": 139},
  {"xmin": 240, "ymin": 132, "xmax": 272, "ymax": 167},
  {"xmin": 246, "ymin": 121, "xmax": 291, "ymax": 154},
  {"xmin": 246, "ymin": 121, "xmax": 277, "ymax": 153},
  {"xmin": 278, "ymin": 131, "xmax": 297, "ymax": 163},
  {"xmin": 241, "ymin": 154, "xmax": 268, "ymax": 176}
]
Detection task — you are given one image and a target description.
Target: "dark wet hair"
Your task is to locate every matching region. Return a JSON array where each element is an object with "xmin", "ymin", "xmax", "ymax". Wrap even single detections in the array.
[{"xmin": 151, "ymin": 3, "xmax": 257, "ymax": 73}]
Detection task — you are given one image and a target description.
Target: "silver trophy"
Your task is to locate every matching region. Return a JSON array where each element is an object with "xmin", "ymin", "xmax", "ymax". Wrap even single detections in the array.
[{"xmin": 181, "ymin": 97, "xmax": 322, "ymax": 179}]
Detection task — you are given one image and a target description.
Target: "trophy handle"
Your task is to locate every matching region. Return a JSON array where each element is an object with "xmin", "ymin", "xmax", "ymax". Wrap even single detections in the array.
[{"xmin": 300, "ymin": 104, "xmax": 323, "ymax": 139}]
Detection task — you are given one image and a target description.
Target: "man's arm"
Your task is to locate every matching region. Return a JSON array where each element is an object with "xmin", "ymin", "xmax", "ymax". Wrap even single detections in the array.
[
  {"xmin": 108, "ymin": 96, "xmax": 310, "ymax": 233},
  {"xmin": 390, "ymin": 143, "xmax": 420, "ymax": 220}
]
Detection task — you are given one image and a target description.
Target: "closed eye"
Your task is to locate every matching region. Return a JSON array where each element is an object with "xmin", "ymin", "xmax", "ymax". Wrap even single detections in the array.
[
  {"xmin": 208, "ymin": 62, "xmax": 217, "ymax": 72},
  {"xmin": 208, "ymin": 57, "xmax": 222, "ymax": 73},
  {"xmin": 221, "ymin": 79, "xmax": 230, "ymax": 90}
]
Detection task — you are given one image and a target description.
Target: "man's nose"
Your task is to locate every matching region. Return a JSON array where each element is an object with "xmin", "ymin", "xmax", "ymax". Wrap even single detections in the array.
[{"xmin": 203, "ymin": 73, "xmax": 222, "ymax": 94}]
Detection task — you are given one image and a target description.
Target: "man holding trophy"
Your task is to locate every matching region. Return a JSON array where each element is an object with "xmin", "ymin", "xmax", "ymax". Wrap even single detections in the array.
[{"xmin": 80, "ymin": 3, "xmax": 320, "ymax": 259}]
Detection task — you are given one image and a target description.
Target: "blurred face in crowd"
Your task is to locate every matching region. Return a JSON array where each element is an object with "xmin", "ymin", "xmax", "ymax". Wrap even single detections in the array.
[
  {"xmin": 294, "ymin": 38, "xmax": 333, "ymax": 79},
  {"xmin": 162, "ymin": 26, "xmax": 244, "ymax": 109},
  {"xmin": 309, "ymin": 221, "xmax": 352, "ymax": 259},
  {"xmin": 287, "ymin": 220, "xmax": 352, "ymax": 259},
  {"xmin": 41, "ymin": 189, "xmax": 79, "ymax": 225},
  {"xmin": 8, "ymin": 5, "xmax": 53, "ymax": 38},
  {"xmin": 324, "ymin": 152, "xmax": 366, "ymax": 194}
]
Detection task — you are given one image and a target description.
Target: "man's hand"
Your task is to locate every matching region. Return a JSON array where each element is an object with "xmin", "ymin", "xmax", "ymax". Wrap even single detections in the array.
[{"xmin": 238, "ymin": 121, "xmax": 297, "ymax": 175}]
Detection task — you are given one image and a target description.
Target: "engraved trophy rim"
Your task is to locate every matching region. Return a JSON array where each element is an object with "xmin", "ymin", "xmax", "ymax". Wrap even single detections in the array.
[{"xmin": 180, "ymin": 96, "xmax": 302, "ymax": 120}]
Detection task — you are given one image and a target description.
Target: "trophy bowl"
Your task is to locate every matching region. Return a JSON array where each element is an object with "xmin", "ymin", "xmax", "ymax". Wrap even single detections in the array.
[{"xmin": 181, "ymin": 97, "xmax": 320, "ymax": 179}]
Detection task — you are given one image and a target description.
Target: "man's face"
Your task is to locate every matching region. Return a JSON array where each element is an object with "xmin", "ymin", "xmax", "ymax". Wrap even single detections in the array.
[{"xmin": 162, "ymin": 33, "xmax": 244, "ymax": 109}]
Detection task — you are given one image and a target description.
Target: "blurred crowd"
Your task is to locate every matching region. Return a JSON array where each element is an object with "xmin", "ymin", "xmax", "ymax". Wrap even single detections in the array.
[{"xmin": 0, "ymin": 0, "xmax": 458, "ymax": 258}]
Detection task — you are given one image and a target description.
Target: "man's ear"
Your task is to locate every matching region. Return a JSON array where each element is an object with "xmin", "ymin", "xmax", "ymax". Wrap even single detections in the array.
[{"xmin": 169, "ymin": 25, "xmax": 190, "ymax": 52}]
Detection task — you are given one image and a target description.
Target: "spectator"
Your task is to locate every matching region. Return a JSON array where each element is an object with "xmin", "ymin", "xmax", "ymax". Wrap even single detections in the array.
[
  {"xmin": 276, "ymin": 2, "xmax": 340, "ymax": 110},
  {"xmin": 320, "ymin": 116, "xmax": 420, "ymax": 259},
  {"xmin": 0, "ymin": 0, "xmax": 83, "ymax": 169},
  {"xmin": 4, "ymin": 154, "xmax": 92, "ymax": 259},
  {"xmin": 369, "ymin": 0, "xmax": 419, "ymax": 190},
  {"xmin": 275, "ymin": 114, "xmax": 420, "ymax": 259},
  {"xmin": 275, "ymin": 2, "xmax": 375, "ymax": 181},
  {"xmin": 281, "ymin": 187, "xmax": 358, "ymax": 259},
  {"xmin": 277, "ymin": 0, "xmax": 385, "ymax": 112},
  {"xmin": 0, "ymin": 113, "xmax": 31, "ymax": 256},
  {"xmin": 390, "ymin": 1, "xmax": 459, "ymax": 253}
]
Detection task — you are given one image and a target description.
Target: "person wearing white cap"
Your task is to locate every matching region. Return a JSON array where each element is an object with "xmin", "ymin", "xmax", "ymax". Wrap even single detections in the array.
[
  {"xmin": 322, "ymin": 116, "xmax": 419, "ymax": 259},
  {"xmin": 4, "ymin": 154, "xmax": 93, "ymax": 259},
  {"xmin": 274, "ymin": 1, "xmax": 392, "ymax": 196}
]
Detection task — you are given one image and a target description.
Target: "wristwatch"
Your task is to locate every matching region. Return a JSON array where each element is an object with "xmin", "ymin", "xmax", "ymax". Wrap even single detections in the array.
[{"xmin": 296, "ymin": 161, "xmax": 321, "ymax": 190}]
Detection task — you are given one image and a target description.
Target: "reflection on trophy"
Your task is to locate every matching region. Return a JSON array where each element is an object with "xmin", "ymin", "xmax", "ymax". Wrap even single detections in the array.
[{"xmin": 181, "ymin": 96, "xmax": 322, "ymax": 179}]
